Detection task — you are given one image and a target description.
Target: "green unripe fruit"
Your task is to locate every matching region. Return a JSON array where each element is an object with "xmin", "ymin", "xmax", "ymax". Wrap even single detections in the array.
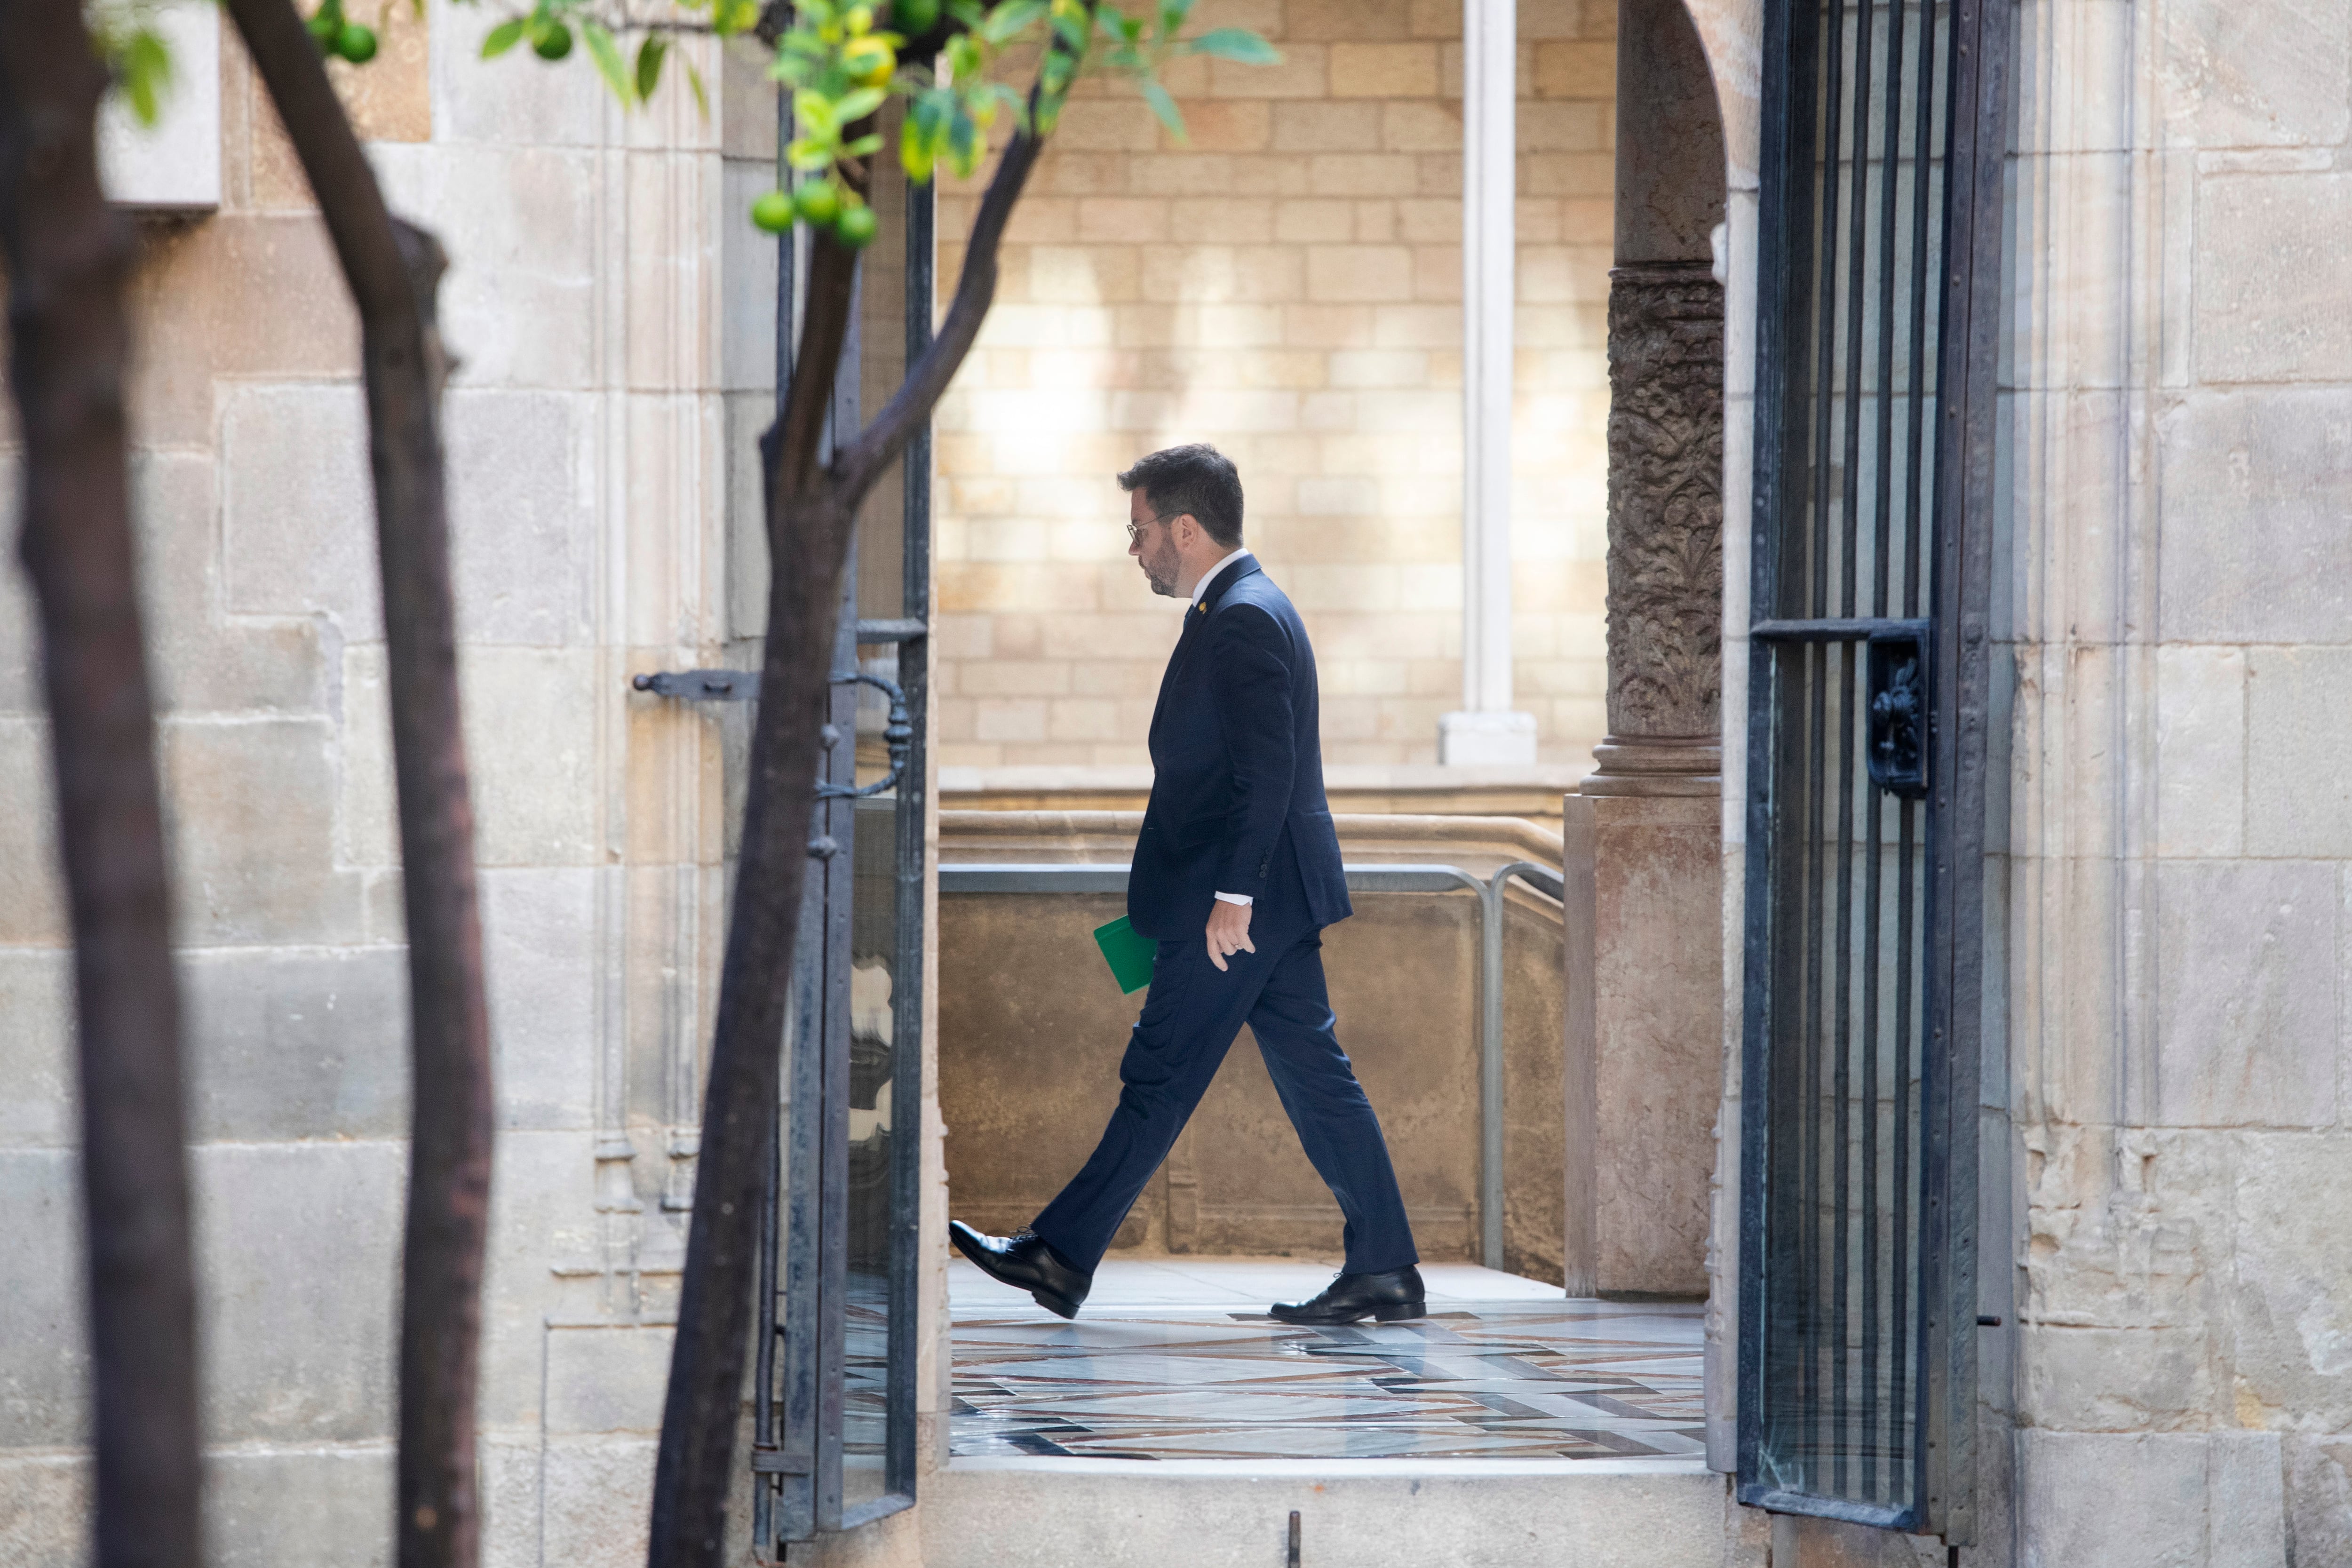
[
  {"xmin": 894, "ymin": 0, "xmax": 938, "ymax": 31},
  {"xmin": 794, "ymin": 182, "xmax": 840, "ymax": 224},
  {"xmin": 531, "ymin": 20, "xmax": 572, "ymax": 58},
  {"xmin": 750, "ymin": 189, "xmax": 796, "ymax": 234},
  {"xmin": 336, "ymin": 22, "xmax": 378, "ymax": 62},
  {"xmin": 835, "ymin": 205, "xmax": 879, "ymax": 247},
  {"xmin": 307, "ymin": 4, "xmax": 343, "ymax": 51}
]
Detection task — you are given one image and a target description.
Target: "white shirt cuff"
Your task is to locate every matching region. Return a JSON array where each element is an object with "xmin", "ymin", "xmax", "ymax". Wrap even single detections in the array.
[{"xmin": 1212, "ymin": 891, "xmax": 1253, "ymax": 907}]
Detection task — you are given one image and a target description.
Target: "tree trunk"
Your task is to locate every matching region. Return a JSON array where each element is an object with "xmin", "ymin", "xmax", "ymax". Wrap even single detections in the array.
[
  {"xmin": 0, "ymin": 4, "xmax": 200, "ymax": 1567},
  {"xmin": 647, "ymin": 234, "xmax": 862, "ymax": 1567},
  {"xmin": 221, "ymin": 4, "xmax": 493, "ymax": 1566},
  {"xmin": 647, "ymin": 108, "xmax": 1051, "ymax": 1564}
]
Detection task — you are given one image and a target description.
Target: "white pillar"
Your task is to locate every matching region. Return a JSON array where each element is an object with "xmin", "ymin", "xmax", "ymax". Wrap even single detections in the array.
[{"xmin": 1440, "ymin": 0, "xmax": 1538, "ymax": 766}]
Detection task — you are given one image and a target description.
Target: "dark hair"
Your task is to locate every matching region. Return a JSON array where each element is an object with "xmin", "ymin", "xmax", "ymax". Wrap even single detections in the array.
[{"xmin": 1117, "ymin": 443, "xmax": 1244, "ymax": 549}]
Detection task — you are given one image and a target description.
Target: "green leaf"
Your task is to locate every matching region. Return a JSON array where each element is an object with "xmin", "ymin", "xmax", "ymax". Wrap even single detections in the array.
[
  {"xmin": 635, "ymin": 35, "xmax": 667, "ymax": 99},
  {"xmin": 1184, "ymin": 26, "xmax": 1278, "ymax": 64},
  {"xmin": 795, "ymin": 93, "xmax": 840, "ymax": 135},
  {"xmin": 481, "ymin": 17, "xmax": 527, "ymax": 56},
  {"xmin": 1140, "ymin": 77, "xmax": 1184, "ymax": 141},
  {"xmin": 581, "ymin": 21, "xmax": 634, "ymax": 103},
  {"xmin": 123, "ymin": 28, "xmax": 172, "ymax": 124},
  {"xmin": 977, "ymin": 0, "xmax": 1044, "ymax": 45},
  {"xmin": 835, "ymin": 85, "xmax": 886, "ymax": 122},
  {"xmin": 684, "ymin": 56, "xmax": 710, "ymax": 117},
  {"xmin": 845, "ymin": 132, "xmax": 883, "ymax": 155}
]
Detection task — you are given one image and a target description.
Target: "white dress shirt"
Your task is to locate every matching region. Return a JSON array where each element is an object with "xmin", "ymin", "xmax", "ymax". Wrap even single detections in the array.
[{"xmin": 1189, "ymin": 549, "xmax": 1258, "ymax": 908}]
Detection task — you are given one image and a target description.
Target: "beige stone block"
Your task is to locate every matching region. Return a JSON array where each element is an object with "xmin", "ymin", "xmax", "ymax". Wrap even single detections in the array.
[
  {"xmin": 2155, "ymin": 645, "xmax": 2245, "ymax": 859},
  {"xmin": 1173, "ymin": 99, "xmax": 1272, "ymax": 151},
  {"xmin": 1077, "ymin": 198, "xmax": 1171, "ymax": 242},
  {"xmin": 2023, "ymin": 1325, "xmax": 2221, "ymax": 1432},
  {"xmin": 1412, "ymin": 243, "xmax": 1465, "ymax": 302},
  {"xmin": 2197, "ymin": 174, "xmax": 2352, "ymax": 384},
  {"xmin": 1052, "ymin": 97, "xmax": 1162, "ymax": 151},
  {"xmin": 367, "ymin": 143, "xmax": 600, "ymax": 390},
  {"xmin": 2233, "ymin": 1133, "xmax": 2352, "ymax": 1429},
  {"xmin": 165, "ymin": 716, "xmax": 365, "ymax": 946},
  {"xmin": 1306, "ymin": 245, "xmax": 1414, "ymax": 302},
  {"xmin": 1526, "ymin": 149, "xmax": 1615, "ymax": 196},
  {"xmin": 1383, "ymin": 99, "xmax": 1463, "ymax": 152},
  {"xmin": 1047, "ymin": 699, "xmax": 1124, "ymax": 742},
  {"xmin": 1134, "ymin": 151, "xmax": 1261, "ymax": 197},
  {"xmin": 2162, "ymin": 0, "xmax": 2350, "ymax": 149},
  {"xmin": 1274, "ymin": 198, "xmax": 1355, "ymax": 244},
  {"xmin": 1168, "ymin": 195, "xmax": 1275, "ymax": 243},
  {"xmin": 125, "ymin": 215, "xmax": 360, "ymax": 446},
  {"xmin": 974, "ymin": 699, "xmax": 1050, "ymax": 743},
  {"xmin": 2247, "ymin": 649, "xmax": 2352, "ymax": 855},
  {"xmin": 1222, "ymin": 156, "xmax": 1316, "ymax": 197},
  {"xmin": 434, "ymin": 0, "xmax": 608, "ymax": 147},
  {"xmin": 1027, "ymin": 244, "xmax": 1143, "ymax": 304},
  {"xmin": 1287, "ymin": 0, "xmax": 1415, "ymax": 38},
  {"xmin": 1209, "ymin": 44, "xmax": 1328, "ymax": 99},
  {"xmin": 0, "ymin": 723, "xmax": 67, "ymax": 947},
  {"xmin": 1270, "ymin": 100, "xmax": 1383, "ymax": 152},
  {"xmin": 1534, "ymin": 39, "xmax": 1616, "ymax": 96},
  {"xmin": 1004, "ymin": 194, "xmax": 1079, "ymax": 243},
  {"xmin": 1280, "ymin": 302, "xmax": 1376, "ymax": 348},
  {"xmin": 1408, "ymin": 0, "xmax": 1463, "ymax": 37},
  {"xmin": 1371, "ymin": 303, "xmax": 1462, "ymax": 347},
  {"xmin": 445, "ymin": 390, "xmax": 594, "ymax": 646},
  {"xmin": 960, "ymin": 661, "xmax": 1074, "ymax": 698},
  {"xmin": 1329, "ymin": 42, "xmax": 1441, "ymax": 97},
  {"xmin": 1305, "ymin": 151, "xmax": 1422, "ymax": 197},
  {"xmin": 1035, "ymin": 150, "xmax": 1129, "ymax": 197},
  {"xmin": 540, "ymin": 1437, "xmax": 658, "ymax": 1568}
]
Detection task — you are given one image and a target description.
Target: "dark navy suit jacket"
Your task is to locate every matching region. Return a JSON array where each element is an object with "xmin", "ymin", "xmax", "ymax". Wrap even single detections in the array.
[{"xmin": 1126, "ymin": 556, "xmax": 1352, "ymax": 941}]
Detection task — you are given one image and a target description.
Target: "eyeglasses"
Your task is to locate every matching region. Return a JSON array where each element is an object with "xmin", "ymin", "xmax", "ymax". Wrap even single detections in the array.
[{"xmin": 1125, "ymin": 512, "xmax": 1169, "ymax": 546}]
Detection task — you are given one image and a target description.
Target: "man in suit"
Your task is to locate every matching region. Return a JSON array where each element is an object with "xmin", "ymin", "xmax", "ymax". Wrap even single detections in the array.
[{"xmin": 950, "ymin": 444, "xmax": 1424, "ymax": 1325}]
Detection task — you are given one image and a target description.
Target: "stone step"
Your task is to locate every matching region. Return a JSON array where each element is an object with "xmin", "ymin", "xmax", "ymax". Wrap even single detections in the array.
[{"xmin": 921, "ymin": 1457, "xmax": 1730, "ymax": 1568}]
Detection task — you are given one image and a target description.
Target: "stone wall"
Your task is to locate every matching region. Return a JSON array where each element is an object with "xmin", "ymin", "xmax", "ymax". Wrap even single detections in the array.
[
  {"xmin": 0, "ymin": 11, "xmax": 779, "ymax": 1564},
  {"xmin": 1993, "ymin": 0, "xmax": 2352, "ymax": 1556},
  {"xmin": 930, "ymin": 0, "xmax": 1620, "ymax": 772}
]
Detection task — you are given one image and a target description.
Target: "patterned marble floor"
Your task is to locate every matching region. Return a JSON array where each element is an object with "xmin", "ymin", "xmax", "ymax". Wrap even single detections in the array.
[{"xmin": 949, "ymin": 1258, "xmax": 1705, "ymax": 1462}]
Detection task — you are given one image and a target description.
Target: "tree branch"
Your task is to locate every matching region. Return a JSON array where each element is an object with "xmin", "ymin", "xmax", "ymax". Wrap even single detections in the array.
[{"xmin": 830, "ymin": 115, "xmax": 1046, "ymax": 508}]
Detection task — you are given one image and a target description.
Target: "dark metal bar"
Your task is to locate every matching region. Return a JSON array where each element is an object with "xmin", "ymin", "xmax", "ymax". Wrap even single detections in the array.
[
  {"xmin": 1801, "ymin": 639, "xmax": 1827, "ymax": 1483},
  {"xmin": 882, "ymin": 167, "xmax": 935, "ymax": 1509},
  {"xmin": 1860, "ymin": 744, "xmax": 1884, "ymax": 1502},
  {"xmin": 1872, "ymin": 0, "xmax": 1907, "ymax": 624},
  {"xmin": 1831, "ymin": 642, "xmax": 1857, "ymax": 1498},
  {"xmin": 1808, "ymin": 0, "xmax": 1850, "ymax": 621},
  {"xmin": 853, "ymin": 617, "xmax": 929, "ymax": 643},
  {"xmin": 1753, "ymin": 615, "xmax": 1926, "ymax": 641},
  {"xmin": 1891, "ymin": 795, "xmax": 1917, "ymax": 1504},
  {"xmin": 1902, "ymin": 0, "xmax": 1939, "ymax": 619},
  {"xmin": 1838, "ymin": 0, "xmax": 1876, "ymax": 627}
]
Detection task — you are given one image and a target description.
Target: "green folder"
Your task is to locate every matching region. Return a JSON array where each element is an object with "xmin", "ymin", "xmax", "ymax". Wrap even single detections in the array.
[{"xmin": 1092, "ymin": 915, "xmax": 1158, "ymax": 995}]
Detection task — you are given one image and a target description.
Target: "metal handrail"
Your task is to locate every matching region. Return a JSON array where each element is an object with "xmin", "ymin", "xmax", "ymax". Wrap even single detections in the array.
[{"xmin": 938, "ymin": 858, "xmax": 1565, "ymax": 1270}]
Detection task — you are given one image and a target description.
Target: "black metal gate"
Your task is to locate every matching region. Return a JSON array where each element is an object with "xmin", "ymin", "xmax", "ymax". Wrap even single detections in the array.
[
  {"xmin": 1735, "ymin": 0, "xmax": 2006, "ymax": 1534},
  {"xmin": 751, "ymin": 122, "xmax": 934, "ymax": 1548}
]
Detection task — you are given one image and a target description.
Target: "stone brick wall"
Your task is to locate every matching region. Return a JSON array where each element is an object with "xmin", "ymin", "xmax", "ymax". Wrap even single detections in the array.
[
  {"xmin": 0, "ymin": 11, "xmax": 760, "ymax": 1561},
  {"xmin": 931, "ymin": 0, "xmax": 1619, "ymax": 772}
]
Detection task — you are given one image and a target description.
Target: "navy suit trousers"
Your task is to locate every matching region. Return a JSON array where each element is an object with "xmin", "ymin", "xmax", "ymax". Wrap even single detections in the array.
[{"xmin": 1031, "ymin": 923, "xmax": 1417, "ymax": 1276}]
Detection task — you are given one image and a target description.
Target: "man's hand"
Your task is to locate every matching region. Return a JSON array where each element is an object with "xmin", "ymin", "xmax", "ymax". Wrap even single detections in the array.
[{"xmin": 1205, "ymin": 899, "xmax": 1256, "ymax": 972}]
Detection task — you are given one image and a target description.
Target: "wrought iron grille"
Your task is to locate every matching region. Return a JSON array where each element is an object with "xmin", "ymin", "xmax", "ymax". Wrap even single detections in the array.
[{"xmin": 1736, "ymin": 0, "xmax": 2007, "ymax": 1535}]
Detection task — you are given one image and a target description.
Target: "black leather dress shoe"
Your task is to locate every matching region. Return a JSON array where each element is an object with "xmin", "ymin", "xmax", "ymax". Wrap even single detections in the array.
[
  {"xmin": 1269, "ymin": 1266, "xmax": 1427, "ymax": 1325},
  {"xmin": 949, "ymin": 1220, "xmax": 1093, "ymax": 1319}
]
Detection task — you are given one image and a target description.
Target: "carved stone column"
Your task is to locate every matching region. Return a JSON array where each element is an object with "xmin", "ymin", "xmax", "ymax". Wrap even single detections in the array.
[
  {"xmin": 1591, "ymin": 263, "xmax": 1724, "ymax": 794},
  {"xmin": 1563, "ymin": 0, "xmax": 1727, "ymax": 1298}
]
